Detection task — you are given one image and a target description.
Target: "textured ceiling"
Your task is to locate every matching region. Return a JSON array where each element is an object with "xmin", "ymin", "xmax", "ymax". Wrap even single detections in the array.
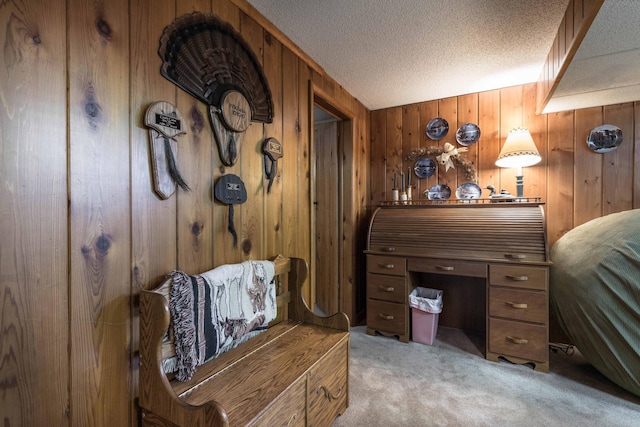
[{"xmin": 247, "ymin": 0, "xmax": 571, "ymax": 110}]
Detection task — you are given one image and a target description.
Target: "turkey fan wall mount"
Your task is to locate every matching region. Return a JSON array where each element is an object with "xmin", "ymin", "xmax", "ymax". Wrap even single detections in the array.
[{"xmin": 158, "ymin": 12, "xmax": 274, "ymax": 166}]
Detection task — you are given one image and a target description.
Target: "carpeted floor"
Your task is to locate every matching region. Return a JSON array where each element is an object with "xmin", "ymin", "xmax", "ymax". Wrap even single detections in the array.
[{"xmin": 334, "ymin": 326, "xmax": 640, "ymax": 426}]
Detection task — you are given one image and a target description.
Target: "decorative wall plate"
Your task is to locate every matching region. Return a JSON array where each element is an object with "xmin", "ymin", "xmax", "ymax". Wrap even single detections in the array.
[
  {"xmin": 456, "ymin": 123, "xmax": 481, "ymax": 146},
  {"xmin": 587, "ymin": 124, "xmax": 623, "ymax": 153},
  {"xmin": 414, "ymin": 157, "xmax": 436, "ymax": 179},
  {"xmin": 425, "ymin": 184, "xmax": 451, "ymax": 200},
  {"xmin": 426, "ymin": 118, "xmax": 449, "ymax": 140},
  {"xmin": 456, "ymin": 182, "xmax": 482, "ymax": 199}
]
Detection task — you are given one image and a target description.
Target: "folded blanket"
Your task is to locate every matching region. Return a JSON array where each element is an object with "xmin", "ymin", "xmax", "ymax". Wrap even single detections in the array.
[{"xmin": 167, "ymin": 260, "xmax": 276, "ymax": 381}]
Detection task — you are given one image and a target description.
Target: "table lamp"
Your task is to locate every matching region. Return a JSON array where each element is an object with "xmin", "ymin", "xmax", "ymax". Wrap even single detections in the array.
[{"xmin": 495, "ymin": 128, "xmax": 541, "ymax": 198}]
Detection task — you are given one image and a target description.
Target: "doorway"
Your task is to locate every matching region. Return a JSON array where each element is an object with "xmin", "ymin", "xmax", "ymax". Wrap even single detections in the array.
[
  {"xmin": 313, "ymin": 106, "xmax": 341, "ymax": 316},
  {"xmin": 309, "ymin": 83, "xmax": 356, "ymax": 324}
]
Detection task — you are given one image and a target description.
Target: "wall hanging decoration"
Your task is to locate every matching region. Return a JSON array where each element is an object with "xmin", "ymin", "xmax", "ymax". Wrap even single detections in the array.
[
  {"xmin": 587, "ymin": 124, "xmax": 623, "ymax": 153},
  {"xmin": 455, "ymin": 123, "xmax": 481, "ymax": 146},
  {"xmin": 414, "ymin": 157, "xmax": 436, "ymax": 179},
  {"xmin": 436, "ymin": 142, "xmax": 468, "ymax": 172},
  {"xmin": 144, "ymin": 101, "xmax": 191, "ymax": 199},
  {"xmin": 425, "ymin": 184, "xmax": 451, "ymax": 200},
  {"xmin": 407, "ymin": 145, "xmax": 477, "ymax": 183},
  {"xmin": 262, "ymin": 137, "xmax": 282, "ymax": 193},
  {"xmin": 455, "ymin": 182, "xmax": 482, "ymax": 200},
  {"xmin": 425, "ymin": 117, "xmax": 449, "ymax": 140},
  {"xmin": 158, "ymin": 12, "xmax": 274, "ymax": 166},
  {"xmin": 214, "ymin": 174, "xmax": 247, "ymax": 248}
]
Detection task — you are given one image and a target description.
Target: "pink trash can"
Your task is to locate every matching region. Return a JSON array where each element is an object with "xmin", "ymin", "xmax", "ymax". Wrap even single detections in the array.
[
  {"xmin": 411, "ymin": 308, "xmax": 439, "ymax": 345},
  {"xmin": 409, "ymin": 287, "xmax": 443, "ymax": 345}
]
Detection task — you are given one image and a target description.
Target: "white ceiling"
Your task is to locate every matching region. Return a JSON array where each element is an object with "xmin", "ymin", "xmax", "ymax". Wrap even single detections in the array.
[
  {"xmin": 247, "ymin": 0, "xmax": 640, "ymax": 113},
  {"xmin": 247, "ymin": 0, "xmax": 571, "ymax": 110}
]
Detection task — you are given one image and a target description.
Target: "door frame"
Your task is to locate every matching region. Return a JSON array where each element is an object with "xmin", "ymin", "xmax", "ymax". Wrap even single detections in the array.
[{"xmin": 309, "ymin": 82, "xmax": 357, "ymax": 322}]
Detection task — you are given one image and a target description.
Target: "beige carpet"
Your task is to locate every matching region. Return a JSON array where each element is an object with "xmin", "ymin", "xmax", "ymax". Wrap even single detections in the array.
[{"xmin": 334, "ymin": 326, "xmax": 640, "ymax": 426}]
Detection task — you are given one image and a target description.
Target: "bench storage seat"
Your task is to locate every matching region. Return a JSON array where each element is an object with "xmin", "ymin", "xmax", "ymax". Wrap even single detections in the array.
[{"xmin": 139, "ymin": 256, "xmax": 349, "ymax": 426}]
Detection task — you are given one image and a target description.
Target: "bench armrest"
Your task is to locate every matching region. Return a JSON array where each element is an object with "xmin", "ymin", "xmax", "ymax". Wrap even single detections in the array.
[
  {"xmin": 288, "ymin": 257, "xmax": 350, "ymax": 331},
  {"xmin": 139, "ymin": 288, "xmax": 229, "ymax": 426}
]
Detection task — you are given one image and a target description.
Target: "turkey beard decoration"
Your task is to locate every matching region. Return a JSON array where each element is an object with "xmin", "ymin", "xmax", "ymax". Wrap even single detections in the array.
[{"xmin": 158, "ymin": 12, "xmax": 273, "ymax": 167}]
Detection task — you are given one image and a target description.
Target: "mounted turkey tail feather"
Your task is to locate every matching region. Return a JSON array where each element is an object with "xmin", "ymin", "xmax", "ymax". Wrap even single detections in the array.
[{"xmin": 158, "ymin": 12, "xmax": 273, "ymax": 124}]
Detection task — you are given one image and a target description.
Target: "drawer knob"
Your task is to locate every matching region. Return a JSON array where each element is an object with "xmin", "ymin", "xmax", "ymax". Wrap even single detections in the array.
[
  {"xmin": 381, "ymin": 247, "xmax": 396, "ymax": 252},
  {"xmin": 379, "ymin": 286, "xmax": 395, "ymax": 292},
  {"xmin": 378, "ymin": 313, "xmax": 394, "ymax": 321},
  {"xmin": 506, "ymin": 336, "xmax": 528, "ymax": 345},
  {"xmin": 504, "ymin": 253, "xmax": 526, "ymax": 260},
  {"xmin": 506, "ymin": 301, "xmax": 528, "ymax": 309},
  {"xmin": 380, "ymin": 264, "xmax": 395, "ymax": 269},
  {"xmin": 436, "ymin": 265, "xmax": 454, "ymax": 271},
  {"xmin": 506, "ymin": 275, "xmax": 528, "ymax": 281}
]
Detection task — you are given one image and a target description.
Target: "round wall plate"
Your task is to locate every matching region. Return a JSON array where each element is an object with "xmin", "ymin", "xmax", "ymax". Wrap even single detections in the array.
[
  {"xmin": 587, "ymin": 124, "xmax": 623, "ymax": 153},
  {"xmin": 426, "ymin": 118, "xmax": 449, "ymax": 140},
  {"xmin": 456, "ymin": 182, "xmax": 482, "ymax": 199},
  {"xmin": 414, "ymin": 157, "xmax": 436, "ymax": 179},
  {"xmin": 456, "ymin": 123, "xmax": 481, "ymax": 146},
  {"xmin": 425, "ymin": 184, "xmax": 451, "ymax": 200}
]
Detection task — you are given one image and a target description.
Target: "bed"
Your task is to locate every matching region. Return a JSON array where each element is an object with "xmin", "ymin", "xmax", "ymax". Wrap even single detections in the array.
[{"xmin": 550, "ymin": 209, "xmax": 640, "ymax": 397}]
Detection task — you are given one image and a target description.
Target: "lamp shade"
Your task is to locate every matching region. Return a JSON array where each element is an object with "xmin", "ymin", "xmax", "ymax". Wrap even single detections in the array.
[{"xmin": 495, "ymin": 128, "xmax": 541, "ymax": 168}]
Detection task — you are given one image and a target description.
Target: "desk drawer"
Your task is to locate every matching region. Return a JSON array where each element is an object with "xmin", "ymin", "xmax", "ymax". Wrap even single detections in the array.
[
  {"xmin": 367, "ymin": 273, "xmax": 406, "ymax": 303},
  {"xmin": 489, "ymin": 288, "xmax": 547, "ymax": 324},
  {"xmin": 489, "ymin": 264, "xmax": 547, "ymax": 290},
  {"xmin": 489, "ymin": 318, "xmax": 547, "ymax": 362},
  {"xmin": 408, "ymin": 258, "xmax": 486, "ymax": 277},
  {"xmin": 367, "ymin": 299, "xmax": 406, "ymax": 335},
  {"xmin": 367, "ymin": 255, "xmax": 406, "ymax": 276}
]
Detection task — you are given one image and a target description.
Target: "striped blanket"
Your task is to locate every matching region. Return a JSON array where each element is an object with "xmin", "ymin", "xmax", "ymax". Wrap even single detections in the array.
[{"xmin": 166, "ymin": 260, "xmax": 276, "ymax": 381}]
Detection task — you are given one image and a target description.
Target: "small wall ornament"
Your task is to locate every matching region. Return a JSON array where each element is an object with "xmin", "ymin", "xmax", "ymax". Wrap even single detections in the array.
[
  {"xmin": 144, "ymin": 101, "xmax": 191, "ymax": 199},
  {"xmin": 587, "ymin": 124, "xmax": 623, "ymax": 153},
  {"xmin": 407, "ymin": 145, "xmax": 477, "ymax": 183}
]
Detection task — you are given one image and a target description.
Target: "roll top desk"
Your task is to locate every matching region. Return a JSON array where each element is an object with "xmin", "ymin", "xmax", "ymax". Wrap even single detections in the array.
[{"xmin": 365, "ymin": 201, "xmax": 551, "ymax": 372}]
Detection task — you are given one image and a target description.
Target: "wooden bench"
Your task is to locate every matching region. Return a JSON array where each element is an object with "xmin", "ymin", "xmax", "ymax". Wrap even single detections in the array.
[{"xmin": 139, "ymin": 256, "xmax": 350, "ymax": 426}]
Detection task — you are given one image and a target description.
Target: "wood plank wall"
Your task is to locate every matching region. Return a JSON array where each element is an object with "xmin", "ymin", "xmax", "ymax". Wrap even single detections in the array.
[
  {"xmin": 0, "ymin": 0, "xmax": 368, "ymax": 425},
  {"xmin": 369, "ymin": 82, "xmax": 640, "ymax": 250}
]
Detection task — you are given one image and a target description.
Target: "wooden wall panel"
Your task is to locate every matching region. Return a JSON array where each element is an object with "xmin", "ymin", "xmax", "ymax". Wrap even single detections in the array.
[
  {"xmin": 386, "ymin": 107, "xmax": 403, "ymax": 200},
  {"xmin": 602, "ymin": 104, "xmax": 634, "ymax": 215},
  {"xmin": 402, "ymin": 104, "xmax": 420, "ymax": 199},
  {"xmin": 418, "ymin": 100, "xmax": 439, "ymax": 200},
  {"xmin": 547, "ymin": 110, "xmax": 575, "ymax": 245},
  {"xmin": 457, "ymin": 93, "xmax": 479, "ymax": 188},
  {"xmin": 263, "ymin": 31, "xmax": 284, "ymax": 258},
  {"xmin": 437, "ymin": 97, "xmax": 458, "ymax": 191},
  {"xmin": 478, "ymin": 90, "xmax": 501, "ymax": 190},
  {"xmin": 69, "ymin": 1, "xmax": 131, "ymax": 425},
  {"xmin": 524, "ymin": 83, "xmax": 548, "ymax": 201},
  {"xmin": 238, "ymin": 12, "xmax": 266, "ymax": 260},
  {"xmin": 369, "ymin": 83, "xmax": 638, "ymax": 251},
  {"xmin": 499, "ymin": 85, "xmax": 524, "ymax": 196},
  {"xmin": 212, "ymin": 0, "xmax": 241, "ymax": 267},
  {"xmin": 129, "ymin": 2, "xmax": 177, "ymax": 426},
  {"xmin": 574, "ymin": 107, "xmax": 603, "ymax": 226},
  {"xmin": 176, "ymin": 0, "xmax": 213, "ymax": 275},
  {"xmin": 370, "ymin": 109, "xmax": 387, "ymax": 206},
  {"xmin": 281, "ymin": 47, "xmax": 300, "ymax": 261},
  {"xmin": 0, "ymin": 1, "xmax": 69, "ymax": 425}
]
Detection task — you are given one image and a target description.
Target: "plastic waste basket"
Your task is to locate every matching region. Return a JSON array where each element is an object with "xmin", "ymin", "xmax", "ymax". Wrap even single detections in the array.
[{"xmin": 409, "ymin": 287, "xmax": 443, "ymax": 345}]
